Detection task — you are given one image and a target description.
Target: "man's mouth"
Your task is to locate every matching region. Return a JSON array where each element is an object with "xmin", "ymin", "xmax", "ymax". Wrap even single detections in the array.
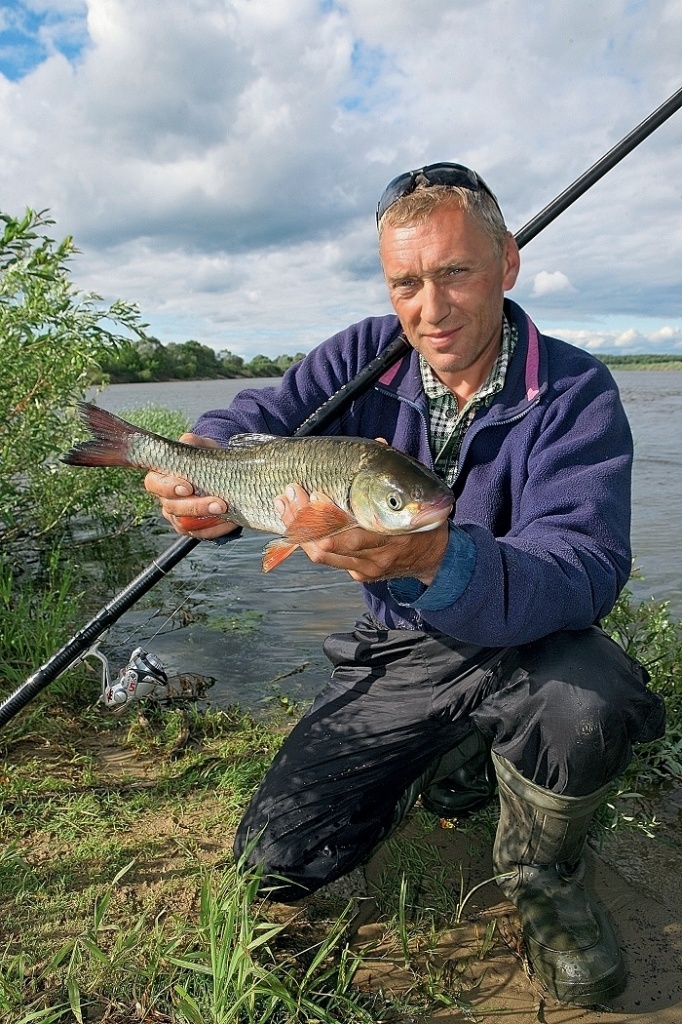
[{"xmin": 422, "ymin": 327, "xmax": 461, "ymax": 345}]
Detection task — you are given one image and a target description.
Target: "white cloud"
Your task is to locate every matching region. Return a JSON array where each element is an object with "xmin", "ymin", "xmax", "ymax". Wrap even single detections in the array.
[
  {"xmin": 555, "ymin": 324, "xmax": 682, "ymax": 352},
  {"xmin": 650, "ymin": 325, "xmax": 678, "ymax": 342},
  {"xmin": 615, "ymin": 328, "xmax": 639, "ymax": 348},
  {"xmin": 0, "ymin": 0, "xmax": 681, "ymax": 357},
  {"xmin": 531, "ymin": 270, "xmax": 574, "ymax": 298}
]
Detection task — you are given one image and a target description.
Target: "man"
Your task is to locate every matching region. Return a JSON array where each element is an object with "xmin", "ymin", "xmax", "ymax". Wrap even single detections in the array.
[{"xmin": 145, "ymin": 164, "xmax": 665, "ymax": 1007}]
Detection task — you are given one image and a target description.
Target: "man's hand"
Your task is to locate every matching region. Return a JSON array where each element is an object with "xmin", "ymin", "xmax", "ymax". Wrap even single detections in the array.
[
  {"xmin": 274, "ymin": 483, "xmax": 449, "ymax": 584},
  {"xmin": 143, "ymin": 433, "xmax": 240, "ymax": 541}
]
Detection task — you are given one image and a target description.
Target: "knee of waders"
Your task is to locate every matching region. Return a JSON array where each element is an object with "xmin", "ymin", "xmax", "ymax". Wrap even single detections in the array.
[{"xmin": 233, "ymin": 822, "xmax": 318, "ymax": 902}]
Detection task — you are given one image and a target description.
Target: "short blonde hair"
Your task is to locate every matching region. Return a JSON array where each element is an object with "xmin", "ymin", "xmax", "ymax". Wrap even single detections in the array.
[{"xmin": 378, "ymin": 184, "xmax": 509, "ymax": 255}]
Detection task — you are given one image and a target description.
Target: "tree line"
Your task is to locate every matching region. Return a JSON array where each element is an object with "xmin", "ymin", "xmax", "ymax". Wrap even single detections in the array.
[
  {"xmin": 95, "ymin": 338, "xmax": 682, "ymax": 385},
  {"xmin": 597, "ymin": 353, "xmax": 682, "ymax": 368},
  {"xmin": 95, "ymin": 337, "xmax": 307, "ymax": 384}
]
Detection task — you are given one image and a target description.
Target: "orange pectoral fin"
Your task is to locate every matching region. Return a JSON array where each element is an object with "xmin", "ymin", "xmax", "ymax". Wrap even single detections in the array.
[
  {"xmin": 261, "ymin": 498, "xmax": 359, "ymax": 572},
  {"xmin": 284, "ymin": 499, "xmax": 358, "ymax": 544},
  {"xmin": 261, "ymin": 538, "xmax": 300, "ymax": 573}
]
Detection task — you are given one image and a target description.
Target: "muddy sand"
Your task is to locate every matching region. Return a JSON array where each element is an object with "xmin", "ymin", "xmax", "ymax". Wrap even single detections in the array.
[{"xmin": 297, "ymin": 802, "xmax": 682, "ymax": 1024}]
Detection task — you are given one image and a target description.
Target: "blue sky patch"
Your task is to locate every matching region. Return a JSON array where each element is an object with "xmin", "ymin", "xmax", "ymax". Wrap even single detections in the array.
[
  {"xmin": 340, "ymin": 39, "xmax": 387, "ymax": 113},
  {"xmin": 0, "ymin": 0, "xmax": 88, "ymax": 80}
]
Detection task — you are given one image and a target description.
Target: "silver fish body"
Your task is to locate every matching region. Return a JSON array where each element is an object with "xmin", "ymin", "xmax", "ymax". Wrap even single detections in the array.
[
  {"xmin": 62, "ymin": 403, "xmax": 454, "ymax": 558},
  {"xmin": 123, "ymin": 431, "xmax": 424, "ymax": 536}
]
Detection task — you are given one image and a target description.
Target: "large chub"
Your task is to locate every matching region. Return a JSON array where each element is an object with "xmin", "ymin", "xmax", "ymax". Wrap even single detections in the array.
[{"xmin": 60, "ymin": 401, "xmax": 454, "ymax": 573}]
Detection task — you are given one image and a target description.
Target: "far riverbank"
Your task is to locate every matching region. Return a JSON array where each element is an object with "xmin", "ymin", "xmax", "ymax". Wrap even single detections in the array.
[{"xmin": 93, "ymin": 350, "xmax": 682, "ymax": 386}]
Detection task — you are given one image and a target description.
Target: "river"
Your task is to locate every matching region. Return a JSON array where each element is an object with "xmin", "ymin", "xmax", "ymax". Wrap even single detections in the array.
[{"xmin": 94, "ymin": 372, "xmax": 682, "ymax": 709}]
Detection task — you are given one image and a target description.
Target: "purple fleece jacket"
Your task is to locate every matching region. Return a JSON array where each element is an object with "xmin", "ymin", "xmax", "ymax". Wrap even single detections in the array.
[{"xmin": 194, "ymin": 299, "xmax": 633, "ymax": 648}]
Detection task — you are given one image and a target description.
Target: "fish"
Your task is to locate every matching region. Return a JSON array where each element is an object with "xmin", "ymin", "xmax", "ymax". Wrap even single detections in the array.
[{"xmin": 62, "ymin": 402, "xmax": 454, "ymax": 572}]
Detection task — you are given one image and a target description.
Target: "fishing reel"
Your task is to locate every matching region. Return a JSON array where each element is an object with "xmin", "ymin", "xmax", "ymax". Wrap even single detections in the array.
[
  {"xmin": 102, "ymin": 647, "xmax": 170, "ymax": 711},
  {"xmin": 85, "ymin": 642, "xmax": 210, "ymax": 712}
]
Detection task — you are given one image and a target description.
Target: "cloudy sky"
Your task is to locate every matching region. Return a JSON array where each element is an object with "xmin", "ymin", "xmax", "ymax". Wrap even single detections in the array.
[{"xmin": 1, "ymin": 0, "xmax": 681, "ymax": 359}]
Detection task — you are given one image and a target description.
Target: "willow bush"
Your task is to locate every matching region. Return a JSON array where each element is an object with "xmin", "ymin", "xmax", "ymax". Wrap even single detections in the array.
[{"xmin": 0, "ymin": 209, "xmax": 151, "ymax": 542}]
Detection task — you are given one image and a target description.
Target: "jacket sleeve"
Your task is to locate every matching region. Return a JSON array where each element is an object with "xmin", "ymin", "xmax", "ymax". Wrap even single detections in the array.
[
  {"xmin": 390, "ymin": 363, "xmax": 634, "ymax": 647},
  {"xmin": 192, "ymin": 317, "xmax": 402, "ymax": 442}
]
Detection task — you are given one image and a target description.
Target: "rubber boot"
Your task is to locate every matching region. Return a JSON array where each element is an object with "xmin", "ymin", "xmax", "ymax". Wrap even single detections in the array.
[
  {"xmin": 492, "ymin": 752, "xmax": 626, "ymax": 1006},
  {"xmin": 421, "ymin": 727, "xmax": 496, "ymax": 818}
]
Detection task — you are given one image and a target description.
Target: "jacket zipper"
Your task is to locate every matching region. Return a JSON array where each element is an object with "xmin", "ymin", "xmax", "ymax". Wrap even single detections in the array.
[
  {"xmin": 376, "ymin": 384, "xmax": 544, "ymax": 483},
  {"xmin": 453, "ymin": 396, "xmax": 543, "ymax": 485}
]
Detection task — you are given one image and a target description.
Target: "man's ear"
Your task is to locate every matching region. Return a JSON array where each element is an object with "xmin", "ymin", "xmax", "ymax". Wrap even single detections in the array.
[{"xmin": 502, "ymin": 232, "xmax": 521, "ymax": 292}]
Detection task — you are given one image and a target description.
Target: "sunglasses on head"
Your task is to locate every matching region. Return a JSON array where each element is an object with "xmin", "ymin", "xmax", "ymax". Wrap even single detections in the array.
[{"xmin": 375, "ymin": 162, "xmax": 501, "ymax": 227}]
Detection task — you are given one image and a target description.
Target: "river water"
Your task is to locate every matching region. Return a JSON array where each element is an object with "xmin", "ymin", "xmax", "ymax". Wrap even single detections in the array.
[{"xmin": 94, "ymin": 372, "xmax": 681, "ymax": 709}]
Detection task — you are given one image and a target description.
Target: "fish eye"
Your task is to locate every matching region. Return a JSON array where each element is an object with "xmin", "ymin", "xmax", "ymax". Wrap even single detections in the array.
[{"xmin": 386, "ymin": 491, "xmax": 404, "ymax": 511}]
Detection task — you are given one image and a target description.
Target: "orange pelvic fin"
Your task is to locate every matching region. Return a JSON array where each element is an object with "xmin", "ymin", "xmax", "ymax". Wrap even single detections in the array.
[
  {"xmin": 174, "ymin": 515, "xmax": 226, "ymax": 532},
  {"xmin": 261, "ymin": 538, "xmax": 300, "ymax": 573}
]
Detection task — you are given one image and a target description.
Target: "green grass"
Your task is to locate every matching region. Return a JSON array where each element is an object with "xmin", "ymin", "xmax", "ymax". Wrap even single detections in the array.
[
  {"xmin": 164, "ymin": 858, "xmax": 374, "ymax": 1024},
  {"xmin": 597, "ymin": 354, "xmax": 682, "ymax": 370},
  {"xmin": 603, "ymin": 585, "xmax": 682, "ymax": 797},
  {"xmin": 0, "ymin": 706, "xmax": 361, "ymax": 1022}
]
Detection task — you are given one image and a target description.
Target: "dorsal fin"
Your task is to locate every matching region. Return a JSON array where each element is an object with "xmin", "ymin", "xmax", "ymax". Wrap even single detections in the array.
[{"xmin": 225, "ymin": 433, "xmax": 279, "ymax": 448}]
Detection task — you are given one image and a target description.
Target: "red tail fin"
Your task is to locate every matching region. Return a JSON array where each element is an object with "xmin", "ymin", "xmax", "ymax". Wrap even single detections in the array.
[{"xmin": 61, "ymin": 402, "xmax": 140, "ymax": 468}]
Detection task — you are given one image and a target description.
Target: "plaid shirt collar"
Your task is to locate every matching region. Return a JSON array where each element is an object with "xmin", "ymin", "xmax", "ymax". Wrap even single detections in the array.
[{"xmin": 419, "ymin": 316, "xmax": 517, "ymax": 483}]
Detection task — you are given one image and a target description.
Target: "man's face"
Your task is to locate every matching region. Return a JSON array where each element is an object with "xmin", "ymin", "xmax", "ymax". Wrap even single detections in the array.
[{"xmin": 379, "ymin": 203, "xmax": 520, "ymax": 393}]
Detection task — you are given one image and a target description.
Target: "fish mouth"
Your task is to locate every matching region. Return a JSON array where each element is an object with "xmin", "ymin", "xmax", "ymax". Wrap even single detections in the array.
[{"xmin": 409, "ymin": 493, "xmax": 454, "ymax": 531}]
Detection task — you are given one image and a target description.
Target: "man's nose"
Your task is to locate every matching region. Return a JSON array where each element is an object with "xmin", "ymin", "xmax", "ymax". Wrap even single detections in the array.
[{"xmin": 421, "ymin": 281, "xmax": 450, "ymax": 325}]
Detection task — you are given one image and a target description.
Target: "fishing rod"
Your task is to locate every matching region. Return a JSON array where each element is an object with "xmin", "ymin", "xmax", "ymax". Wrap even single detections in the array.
[
  {"xmin": 2, "ymin": 83, "xmax": 681, "ymax": 729},
  {"xmin": 515, "ymin": 82, "xmax": 682, "ymax": 248}
]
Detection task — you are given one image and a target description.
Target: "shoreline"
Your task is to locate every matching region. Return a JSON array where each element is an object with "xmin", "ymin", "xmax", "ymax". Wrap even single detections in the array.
[
  {"xmin": 1, "ymin": 697, "xmax": 681, "ymax": 1022},
  {"xmin": 93, "ymin": 356, "xmax": 682, "ymax": 387}
]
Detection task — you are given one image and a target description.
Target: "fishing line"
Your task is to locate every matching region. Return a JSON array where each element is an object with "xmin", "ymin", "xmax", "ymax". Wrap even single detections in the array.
[
  {"xmin": 86, "ymin": 537, "xmax": 243, "ymax": 713},
  {"xmin": 108, "ymin": 531, "xmax": 241, "ymax": 650}
]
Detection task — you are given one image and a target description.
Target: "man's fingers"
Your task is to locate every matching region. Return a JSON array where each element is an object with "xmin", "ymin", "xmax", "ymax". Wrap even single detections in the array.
[
  {"xmin": 178, "ymin": 432, "xmax": 221, "ymax": 448},
  {"xmin": 144, "ymin": 470, "xmax": 192, "ymax": 499},
  {"xmin": 139, "ymin": 432, "xmax": 231, "ymax": 539},
  {"xmin": 172, "ymin": 520, "xmax": 239, "ymax": 541},
  {"xmin": 274, "ymin": 483, "xmax": 311, "ymax": 528},
  {"xmin": 174, "ymin": 514, "xmax": 227, "ymax": 532},
  {"xmin": 284, "ymin": 483, "xmax": 310, "ymax": 506},
  {"xmin": 157, "ymin": 495, "xmax": 228, "ymax": 518},
  {"xmin": 173, "ymin": 516, "xmax": 240, "ymax": 540}
]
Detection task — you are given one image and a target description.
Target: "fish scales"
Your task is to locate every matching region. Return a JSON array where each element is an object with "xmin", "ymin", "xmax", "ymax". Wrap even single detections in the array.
[{"xmin": 127, "ymin": 432, "xmax": 371, "ymax": 534}]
